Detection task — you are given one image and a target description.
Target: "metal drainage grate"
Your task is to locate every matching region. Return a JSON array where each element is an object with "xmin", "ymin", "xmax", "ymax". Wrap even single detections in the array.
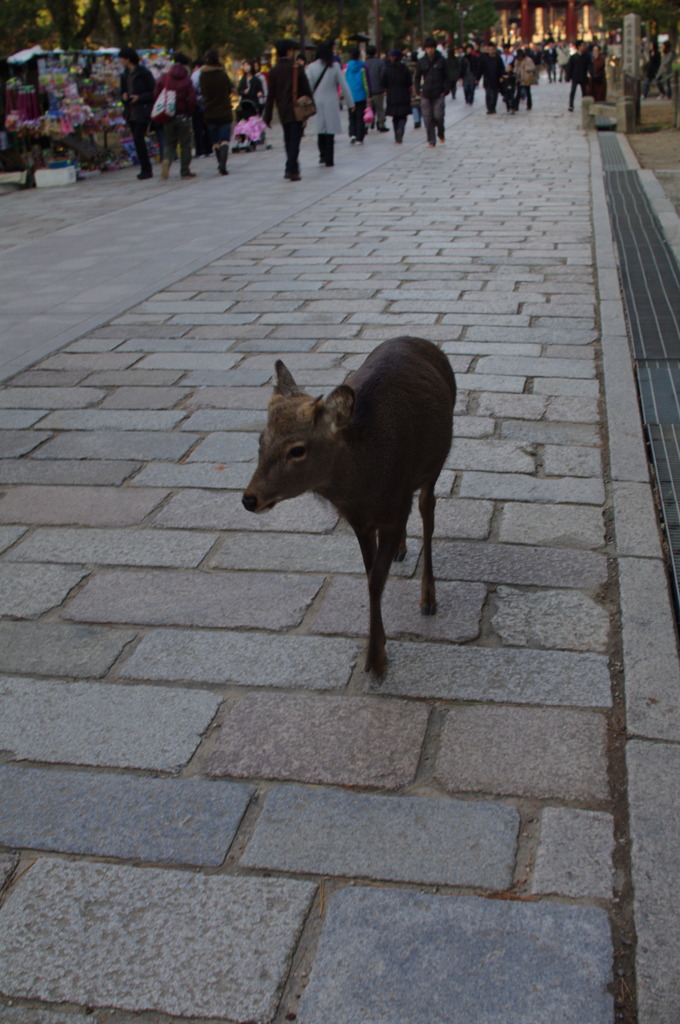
[{"xmin": 601, "ymin": 134, "xmax": 680, "ymax": 612}]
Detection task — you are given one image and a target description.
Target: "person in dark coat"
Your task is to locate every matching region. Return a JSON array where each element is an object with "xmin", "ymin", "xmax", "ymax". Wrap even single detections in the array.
[
  {"xmin": 154, "ymin": 53, "xmax": 197, "ymax": 179},
  {"xmin": 415, "ymin": 37, "xmax": 450, "ymax": 146},
  {"xmin": 589, "ymin": 44, "xmax": 607, "ymax": 102},
  {"xmin": 200, "ymin": 49, "xmax": 233, "ymax": 175},
  {"xmin": 380, "ymin": 49, "xmax": 412, "ymax": 142},
  {"xmin": 460, "ymin": 43, "xmax": 481, "ymax": 105},
  {"xmin": 480, "ymin": 43, "xmax": 506, "ymax": 114},
  {"xmin": 119, "ymin": 47, "xmax": 156, "ymax": 179},
  {"xmin": 566, "ymin": 40, "xmax": 590, "ymax": 111},
  {"xmin": 263, "ymin": 39, "xmax": 313, "ymax": 181},
  {"xmin": 642, "ymin": 42, "xmax": 661, "ymax": 98}
]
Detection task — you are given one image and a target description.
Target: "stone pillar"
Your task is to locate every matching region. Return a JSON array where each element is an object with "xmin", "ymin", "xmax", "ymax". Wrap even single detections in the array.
[{"xmin": 622, "ymin": 14, "xmax": 641, "ymax": 78}]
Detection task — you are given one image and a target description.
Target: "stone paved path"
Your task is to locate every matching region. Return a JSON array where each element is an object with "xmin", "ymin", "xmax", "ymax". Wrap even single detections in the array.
[{"xmin": 1, "ymin": 82, "xmax": 679, "ymax": 1024}]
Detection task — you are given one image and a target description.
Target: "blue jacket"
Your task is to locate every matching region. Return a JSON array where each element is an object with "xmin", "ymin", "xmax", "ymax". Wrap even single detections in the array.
[{"xmin": 345, "ymin": 60, "xmax": 368, "ymax": 101}]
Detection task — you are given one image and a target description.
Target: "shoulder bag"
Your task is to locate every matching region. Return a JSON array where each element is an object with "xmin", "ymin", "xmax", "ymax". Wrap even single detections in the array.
[{"xmin": 293, "ymin": 63, "xmax": 316, "ymax": 122}]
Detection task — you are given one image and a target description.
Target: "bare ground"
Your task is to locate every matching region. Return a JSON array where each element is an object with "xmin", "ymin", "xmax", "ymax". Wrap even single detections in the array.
[{"xmin": 626, "ymin": 98, "xmax": 680, "ymax": 218}]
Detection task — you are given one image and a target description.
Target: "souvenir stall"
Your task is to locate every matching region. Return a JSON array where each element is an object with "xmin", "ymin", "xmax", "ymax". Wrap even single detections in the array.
[{"xmin": 1, "ymin": 47, "xmax": 171, "ymax": 186}]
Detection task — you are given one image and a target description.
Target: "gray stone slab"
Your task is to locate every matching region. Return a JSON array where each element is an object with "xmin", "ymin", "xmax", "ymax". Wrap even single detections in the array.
[
  {"xmin": 498, "ymin": 502, "xmax": 606, "ymax": 549},
  {"xmin": 64, "ymin": 568, "xmax": 324, "ymax": 628},
  {"xmin": 476, "ymin": 392, "xmax": 548, "ymax": 419},
  {"xmin": 531, "ymin": 807, "xmax": 614, "ymax": 898},
  {"xmin": 366, "ymin": 641, "xmax": 611, "ymax": 707},
  {"xmin": 311, "ymin": 576, "xmax": 485, "ymax": 643},
  {"xmin": 0, "ymin": 1009, "xmax": 91, "ymax": 1024},
  {"xmin": 543, "ymin": 444, "xmax": 602, "ymax": 478},
  {"xmin": 0, "ymin": 409, "xmax": 49, "ymax": 428},
  {"xmin": 0, "ymin": 859, "xmax": 315, "ymax": 1021},
  {"xmin": 0, "ymin": 563, "xmax": 87, "ymax": 618},
  {"xmin": 183, "ymin": 385, "xmax": 270, "ymax": 410},
  {"xmin": 38, "ymin": 352, "xmax": 139, "ymax": 371},
  {"xmin": 435, "ymin": 706, "xmax": 609, "ymax": 802},
  {"xmin": 298, "ymin": 888, "xmax": 612, "ymax": 1024},
  {"xmin": 492, "ymin": 586, "xmax": 610, "ymax": 652},
  {"xmin": 121, "ymin": 628, "xmax": 358, "ymax": 688},
  {"xmin": 445, "ymin": 437, "xmax": 535, "ymax": 474},
  {"xmin": 0, "ymin": 677, "xmax": 220, "ymax": 769},
  {"xmin": 0, "ymin": 486, "xmax": 168, "ymax": 526},
  {"xmin": 612, "ymin": 481, "xmax": 664, "ymax": 558},
  {"xmin": 0, "ymin": 765, "xmax": 253, "ymax": 866},
  {"xmin": 37, "ymin": 409, "xmax": 187, "ymax": 431},
  {"xmin": 534, "ymin": 377, "xmax": 600, "ymax": 397},
  {"xmin": 0, "ymin": 430, "xmax": 52, "ymax": 458},
  {"xmin": 0, "ymin": 388, "xmax": 106, "ymax": 409},
  {"xmin": 154, "ymin": 489, "xmax": 339, "ymax": 532},
  {"xmin": 0, "ymin": 622, "xmax": 135, "ymax": 677},
  {"xmin": 476, "ymin": 355, "xmax": 596, "ymax": 378},
  {"xmin": 618, "ymin": 556, "xmax": 680, "ymax": 742},
  {"xmin": 31, "ymin": 430, "xmax": 198, "ymax": 461},
  {"xmin": 8, "ymin": 370, "xmax": 90, "ymax": 388},
  {"xmin": 209, "ymin": 692, "xmax": 428, "ymax": 789},
  {"xmin": 460, "ymin": 471, "xmax": 605, "ymax": 505},
  {"xmin": 136, "ymin": 352, "xmax": 240, "ymax": 370},
  {"xmin": 434, "ymin": 539, "xmax": 606, "ymax": 588},
  {"xmin": 8, "ymin": 526, "xmax": 216, "ymax": 568},
  {"xmin": 98, "ymin": 386, "xmax": 192, "ymax": 409},
  {"xmin": 180, "ymin": 408, "xmax": 268, "ymax": 431},
  {"xmin": 546, "ymin": 395, "xmax": 600, "ymax": 422},
  {"xmin": 242, "ymin": 784, "xmax": 519, "ymax": 888},
  {"xmin": 0, "ymin": 459, "xmax": 140, "ymax": 486},
  {"xmin": 131, "ymin": 461, "xmax": 252, "ymax": 489},
  {"xmin": 210, "ymin": 531, "xmax": 412, "ymax": 575},
  {"xmin": 83, "ymin": 369, "xmax": 185, "ymax": 386},
  {"xmin": 627, "ymin": 739, "xmax": 680, "ymax": 1024},
  {"xmin": 1, "ymin": 852, "xmax": 18, "ymax": 891},
  {"xmin": 0, "ymin": 525, "xmax": 27, "ymax": 553},
  {"xmin": 187, "ymin": 430, "xmax": 259, "ymax": 463},
  {"xmin": 500, "ymin": 420, "xmax": 600, "ymax": 445}
]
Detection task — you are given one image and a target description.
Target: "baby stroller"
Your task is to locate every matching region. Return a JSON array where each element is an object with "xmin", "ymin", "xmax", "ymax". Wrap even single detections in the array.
[{"xmin": 232, "ymin": 98, "xmax": 268, "ymax": 152}]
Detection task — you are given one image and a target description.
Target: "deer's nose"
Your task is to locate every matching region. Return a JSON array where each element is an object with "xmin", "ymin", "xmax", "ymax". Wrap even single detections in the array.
[{"xmin": 242, "ymin": 492, "xmax": 258, "ymax": 513}]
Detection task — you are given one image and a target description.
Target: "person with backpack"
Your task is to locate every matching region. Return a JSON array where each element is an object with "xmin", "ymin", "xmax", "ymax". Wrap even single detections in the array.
[
  {"xmin": 415, "ymin": 37, "xmax": 450, "ymax": 146},
  {"xmin": 154, "ymin": 53, "xmax": 197, "ymax": 179},
  {"xmin": 118, "ymin": 47, "xmax": 156, "ymax": 180}
]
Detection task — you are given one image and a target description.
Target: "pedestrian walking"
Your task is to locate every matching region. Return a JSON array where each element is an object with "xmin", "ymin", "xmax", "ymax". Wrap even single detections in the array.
[
  {"xmin": 513, "ymin": 47, "xmax": 537, "ymax": 111},
  {"xmin": 566, "ymin": 40, "xmax": 589, "ymax": 111},
  {"xmin": 642, "ymin": 42, "xmax": 661, "ymax": 98},
  {"xmin": 154, "ymin": 53, "xmax": 197, "ymax": 179},
  {"xmin": 344, "ymin": 48, "xmax": 369, "ymax": 143},
  {"xmin": 460, "ymin": 43, "xmax": 481, "ymax": 105},
  {"xmin": 543, "ymin": 41, "xmax": 558, "ymax": 82},
  {"xmin": 481, "ymin": 43, "xmax": 505, "ymax": 114},
  {"xmin": 415, "ymin": 37, "xmax": 450, "ymax": 146},
  {"xmin": 200, "ymin": 48, "xmax": 234, "ymax": 176},
  {"xmin": 306, "ymin": 42, "xmax": 355, "ymax": 167},
  {"xmin": 556, "ymin": 42, "xmax": 571, "ymax": 81},
  {"xmin": 588, "ymin": 44, "xmax": 607, "ymax": 102},
  {"xmin": 447, "ymin": 46, "xmax": 461, "ymax": 99},
  {"xmin": 365, "ymin": 45, "xmax": 389, "ymax": 130},
  {"xmin": 656, "ymin": 42, "xmax": 674, "ymax": 99},
  {"xmin": 380, "ymin": 49, "xmax": 412, "ymax": 143},
  {"xmin": 118, "ymin": 47, "xmax": 156, "ymax": 180},
  {"xmin": 191, "ymin": 59, "xmax": 212, "ymax": 157},
  {"xmin": 263, "ymin": 39, "xmax": 313, "ymax": 181}
]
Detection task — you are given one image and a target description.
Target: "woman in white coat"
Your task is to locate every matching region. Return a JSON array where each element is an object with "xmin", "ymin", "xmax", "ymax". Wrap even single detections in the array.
[{"xmin": 306, "ymin": 42, "xmax": 355, "ymax": 167}]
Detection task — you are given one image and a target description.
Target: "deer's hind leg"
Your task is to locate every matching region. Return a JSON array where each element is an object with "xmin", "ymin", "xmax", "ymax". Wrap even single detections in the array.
[{"xmin": 419, "ymin": 480, "xmax": 438, "ymax": 616}]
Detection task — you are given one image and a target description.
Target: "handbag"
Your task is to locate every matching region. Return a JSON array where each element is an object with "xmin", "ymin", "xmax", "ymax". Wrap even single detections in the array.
[
  {"xmin": 293, "ymin": 64, "xmax": 316, "ymax": 122},
  {"xmin": 363, "ymin": 104, "xmax": 374, "ymax": 123},
  {"xmin": 151, "ymin": 84, "xmax": 176, "ymax": 124}
]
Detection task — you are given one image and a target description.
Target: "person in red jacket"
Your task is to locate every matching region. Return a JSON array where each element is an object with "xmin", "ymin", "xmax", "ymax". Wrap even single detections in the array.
[{"xmin": 154, "ymin": 53, "xmax": 197, "ymax": 179}]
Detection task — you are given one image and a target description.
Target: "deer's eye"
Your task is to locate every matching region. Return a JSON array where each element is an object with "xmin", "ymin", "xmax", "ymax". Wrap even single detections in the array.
[{"xmin": 287, "ymin": 444, "xmax": 307, "ymax": 461}]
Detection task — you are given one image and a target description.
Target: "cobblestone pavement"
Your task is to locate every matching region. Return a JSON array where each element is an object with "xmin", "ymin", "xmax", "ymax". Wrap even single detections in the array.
[{"xmin": 0, "ymin": 83, "xmax": 679, "ymax": 1024}]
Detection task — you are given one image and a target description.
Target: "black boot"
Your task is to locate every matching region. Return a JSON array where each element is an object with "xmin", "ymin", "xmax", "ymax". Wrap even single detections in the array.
[{"xmin": 218, "ymin": 143, "xmax": 229, "ymax": 175}]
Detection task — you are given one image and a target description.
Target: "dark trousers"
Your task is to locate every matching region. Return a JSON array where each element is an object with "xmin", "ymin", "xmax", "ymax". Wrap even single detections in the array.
[
  {"xmin": 349, "ymin": 100, "xmax": 366, "ymax": 140},
  {"xmin": 569, "ymin": 80, "xmax": 586, "ymax": 109},
  {"xmin": 513, "ymin": 84, "xmax": 532, "ymax": 110},
  {"xmin": 485, "ymin": 85, "xmax": 500, "ymax": 112},
  {"xmin": 463, "ymin": 80, "xmax": 476, "ymax": 104},
  {"xmin": 282, "ymin": 119, "xmax": 304, "ymax": 176},
  {"xmin": 130, "ymin": 120, "xmax": 152, "ymax": 175},
  {"xmin": 318, "ymin": 133, "xmax": 335, "ymax": 166},
  {"xmin": 192, "ymin": 108, "xmax": 212, "ymax": 155},
  {"xmin": 393, "ymin": 115, "xmax": 406, "ymax": 141}
]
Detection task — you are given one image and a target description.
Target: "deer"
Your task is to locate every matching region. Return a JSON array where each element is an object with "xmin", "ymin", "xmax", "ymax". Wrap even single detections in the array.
[{"xmin": 242, "ymin": 336, "xmax": 457, "ymax": 677}]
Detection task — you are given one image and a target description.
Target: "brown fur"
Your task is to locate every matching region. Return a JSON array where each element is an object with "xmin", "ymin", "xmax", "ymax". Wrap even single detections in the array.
[{"xmin": 243, "ymin": 336, "xmax": 456, "ymax": 675}]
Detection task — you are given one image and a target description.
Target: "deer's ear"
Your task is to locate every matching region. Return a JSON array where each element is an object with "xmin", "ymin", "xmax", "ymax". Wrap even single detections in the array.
[
  {"xmin": 322, "ymin": 385, "xmax": 355, "ymax": 432},
  {"xmin": 274, "ymin": 360, "xmax": 305, "ymax": 398}
]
